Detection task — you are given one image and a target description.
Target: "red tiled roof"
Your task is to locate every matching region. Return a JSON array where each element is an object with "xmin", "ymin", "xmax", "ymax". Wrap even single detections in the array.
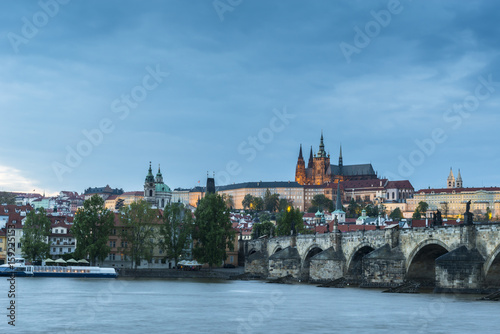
[{"xmin": 386, "ymin": 180, "xmax": 414, "ymax": 189}]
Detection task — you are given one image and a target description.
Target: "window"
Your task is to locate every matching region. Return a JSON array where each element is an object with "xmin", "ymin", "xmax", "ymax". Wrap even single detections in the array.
[
  {"xmin": 18, "ymin": 243, "xmax": 22, "ymax": 248},
  {"xmin": 53, "ymin": 248, "xmax": 56, "ymax": 252},
  {"xmin": 68, "ymin": 248, "xmax": 71, "ymax": 252},
  {"xmin": 59, "ymin": 248, "xmax": 62, "ymax": 252}
]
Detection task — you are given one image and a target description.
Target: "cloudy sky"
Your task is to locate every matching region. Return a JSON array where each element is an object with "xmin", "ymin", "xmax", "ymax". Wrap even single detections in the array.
[{"xmin": 0, "ymin": 0, "xmax": 499, "ymax": 195}]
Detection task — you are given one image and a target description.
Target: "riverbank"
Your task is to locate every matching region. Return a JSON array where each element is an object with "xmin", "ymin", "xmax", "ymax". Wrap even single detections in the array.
[{"xmin": 117, "ymin": 267, "xmax": 246, "ymax": 279}]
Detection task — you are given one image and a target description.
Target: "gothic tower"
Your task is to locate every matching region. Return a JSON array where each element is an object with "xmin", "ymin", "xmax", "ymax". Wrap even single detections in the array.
[
  {"xmin": 307, "ymin": 146, "xmax": 314, "ymax": 169},
  {"xmin": 295, "ymin": 144, "xmax": 306, "ymax": 185},
  {"xmin": 447, "ymin": 168, "xmax": 455, "ymax": 188},
  {"xmin": 313, "ymin": 132, "xmax": 330, "ymax": 185},
  {"xmin": 456, "ymin": 169, "xmax": 463, "ymax": 188},
  {"xmin": 144, "ymin": 162, "xmax": 156, "ymax": 204}
]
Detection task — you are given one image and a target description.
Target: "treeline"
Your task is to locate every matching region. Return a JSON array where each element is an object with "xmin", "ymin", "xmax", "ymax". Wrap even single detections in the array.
[{"xmin": 20, "ymin": 194, "xmax": 235, "ymax": 270}]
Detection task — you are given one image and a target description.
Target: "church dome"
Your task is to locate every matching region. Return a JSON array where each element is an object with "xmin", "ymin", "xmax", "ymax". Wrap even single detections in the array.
[{"xmin": 155, "ymin": 183, "xmax": 171, "ymax": 193}]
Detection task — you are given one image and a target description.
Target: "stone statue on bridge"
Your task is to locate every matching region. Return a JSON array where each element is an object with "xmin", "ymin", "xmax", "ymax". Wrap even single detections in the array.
[
  {"xmin": 464, "ymin": 200, "xmax": 474, "ymax": 225},
  {"xmin": 432, "ymin": 210, "xmax": 443, "ymax": 226}
]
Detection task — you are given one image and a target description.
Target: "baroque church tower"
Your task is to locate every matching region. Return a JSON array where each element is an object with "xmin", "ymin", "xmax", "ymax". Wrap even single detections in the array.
[{"xmin": 144, "ymin": 162, "xmax": 172, "ymax": 208}]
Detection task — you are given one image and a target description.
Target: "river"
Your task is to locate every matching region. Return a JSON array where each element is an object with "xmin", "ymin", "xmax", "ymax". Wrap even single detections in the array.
[{"xmin": 1, "ymin": 277, "xmax": 499, "ymax": 334}]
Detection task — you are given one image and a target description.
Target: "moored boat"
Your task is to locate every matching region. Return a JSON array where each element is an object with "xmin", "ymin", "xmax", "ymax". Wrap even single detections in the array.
[{"xmin": 0, "ymin": 258, "xmax": 117, "ymax": 278}]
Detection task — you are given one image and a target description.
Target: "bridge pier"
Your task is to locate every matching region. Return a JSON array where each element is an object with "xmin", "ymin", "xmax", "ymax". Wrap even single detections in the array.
[
  {"xmin": 435, "ymin": 245, "xmax": 486, "ymax": 293},
  {"xmin": 361, "ymin": 244, "xmax": 406, "ymax": 288}
]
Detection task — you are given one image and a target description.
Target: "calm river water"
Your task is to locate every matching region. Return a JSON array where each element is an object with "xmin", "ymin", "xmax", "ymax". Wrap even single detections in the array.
[{"xmin": 1, "ymin": 277, "xmax": 499, "ymax": 334}]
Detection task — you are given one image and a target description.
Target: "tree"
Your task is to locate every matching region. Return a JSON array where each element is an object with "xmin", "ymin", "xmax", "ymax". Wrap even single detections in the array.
[
  {"xmin": 275, "ymin": 206, "xmax": 305, "ymax": 236},
  {"xmin": 251, "ymin": 221, "xmax": 275, "ymax": 239},
  {"xmin": 159, "ymin": 202, "xmax": 193, "ymax": 267},
  {"xmin": 389, "ymin": 207, "xmax": 404, "ymax": 220},
  {"xmin": 20, "ymin": 207, "xmax": 51, "ymax": 263},
  {"xmin": 263, "ymin": 189, "xmax": 280, "ymax": 212},
  {"xmin": 311, "ymin": 194, "xmax": 332, "ymax": 212},
  {"xmin": 485, "ymin": 207, "xmax": 492, "ymax": 222},
  {"xmin": 346, "ymin": 198, "xmax": 360, "ymax": 218},
  {"xmin": 242, "ymin": 194, "xmax": 254, "ymax": 210},
  {"xmin": 193, "ymin": 193, "xmax": 235, "ymax": 269},
  {"xmin": 278, "ymin": 198, "xmax": 292, "ymax": 212},
  {"xmin": 412, "ymin": 208, "xmax": 421, "ymax": 219},
  {"xmin": 417, "ymin": 201, "xmax": 429, "ymax": 218},
  {"xmin": 221, "ymin": 194, "xmax": 234, "ymax": 210},
  {"xmin": 0, "ymin": 191, "xmax": 15, "ymax": 205},
  {"xmin": 119, "ymin": 199, "xmax": 158, "ymax": 269},
  {"xmin": 441, "ymin": 202, "xmax": 449, "ymax": 218},
  {"xmin": 251, "ymin": 197, "xmax": 264, "ymax": 211},
  {"xmin": 73, "ymin": 195, "xmax": 115, "ymax": 266}
]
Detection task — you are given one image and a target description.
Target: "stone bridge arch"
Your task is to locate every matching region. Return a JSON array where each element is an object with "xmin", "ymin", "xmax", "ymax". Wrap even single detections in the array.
[
  {"xmin": 345, "ymin": 242, "xmax": 376, "ymax": 282},
  {"xmin": 272, "ymin": 245, "xmax": 283, "ymax": 255},
  {"xmin": 300, "ymin": 244, "xmax": 324, "ymax": 280},
  {"xmin": 405, "ymin": 239, "xmax": 450, "ymax": 285},
  {"xmin": 484, "ymin": 244, "xmax": 500, "ymax": 288}
]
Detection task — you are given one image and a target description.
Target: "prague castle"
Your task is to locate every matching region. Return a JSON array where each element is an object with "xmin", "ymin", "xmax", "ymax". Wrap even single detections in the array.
[{"xmin": 295, "ymin": 133, "xmax": 377, "ymax": 185}]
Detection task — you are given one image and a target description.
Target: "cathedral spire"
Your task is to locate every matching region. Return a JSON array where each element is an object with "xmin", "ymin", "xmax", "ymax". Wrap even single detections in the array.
[
  {"xmin": 339, "ymin": 144, "xmax": 343, "ymax": 167},
  {"xmin": 308, "ymin": 146, "xmax": 313, "ymax": 168},
  {"xmin": 318, "ymin": 131, "xmax": 326, "ymax": 158},
  {"xmin": 298, "ymin": 144, "xmax": 303, "ymax": 160}
]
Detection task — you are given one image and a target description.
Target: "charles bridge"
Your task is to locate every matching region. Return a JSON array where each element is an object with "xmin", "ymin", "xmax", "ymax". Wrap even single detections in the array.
[{"xmin": 243, "ymin": 222, "xmax": 500, "ymax": 292}]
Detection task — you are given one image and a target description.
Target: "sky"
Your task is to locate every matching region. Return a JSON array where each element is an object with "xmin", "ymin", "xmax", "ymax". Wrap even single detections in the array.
[{"xmin": 0, "ymin": 0, "xmax": 499, "ymax": 195}]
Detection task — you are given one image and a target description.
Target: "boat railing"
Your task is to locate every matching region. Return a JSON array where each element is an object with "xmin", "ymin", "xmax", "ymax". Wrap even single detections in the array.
[{"xmin": 33, "ymin": 266, "xmax": 91, "ymax": 274}]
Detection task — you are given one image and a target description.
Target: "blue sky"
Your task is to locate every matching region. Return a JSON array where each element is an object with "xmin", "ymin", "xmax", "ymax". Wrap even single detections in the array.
[{"xmin": 0, "ymin": 0, "xmax": 499, "ymax": 195}]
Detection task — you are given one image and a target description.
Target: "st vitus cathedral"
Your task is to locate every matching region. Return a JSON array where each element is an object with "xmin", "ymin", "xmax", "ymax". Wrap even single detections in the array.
[{"xmin": 295, "ymin": 133, "xmax": 377, "ymax": 185}]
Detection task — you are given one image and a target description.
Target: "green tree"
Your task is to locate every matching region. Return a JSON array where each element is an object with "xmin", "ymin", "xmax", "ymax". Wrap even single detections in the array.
[
  {"xmin": 485, "ymin": 207, "xmax": 492, "ymax": 222},
  {"xmin": 20, "ymin": 207, "xmax": 51, "ymax": 262},
  {"xmin": 119, "ymin": 200, "xmax": 158, "ymax": 269},
  {"xmin": 417, "ymin": 201, "xmax": 429, "ymax": 218},
  {"xmin": 73, "ymin": 195, "xmax": 115, "ymax": 266},
  {"xmin": 275, "ymin": 206, "xmax": 305, "ymax": 236},
  {"xmin": 242, "ymin": 194, "xmax": 254, "ymax": 210},
  {"xmin": 311, "ymin": 194, "xmax": 333, "ymax": 212},
  {"xmin": 263, "ymin": 189, "xmax": 280, "ymax": 212},
  {"xmin": 222, "ymin": 194, "xmax": 234, "ymax": 210},
  {"xmin": 0, "ymin": 191, "xmax": 15, "ymax": 205},
  {"xmin": 390, "ymin": 207, "xmax": 404, "ymax": 220},
  {"xmin": 412, "ymin": 207, "xmax": 421, "ymax": 219},
  {"xmin": 441, "ymin": 202, "xmax": 449, "ymax": 218},
  {"xmin": 159, "ymin": 202, "xmax": 193, "ymax": 267},
  {"xmin": 193, "ymin": 193, "xmax": 235, "ymax": 269},
  {"xmin": 251, "ymin": 197, "xmax": 264, "ymax": 211},
  {"xmin": 278, "ymin": 198, "xmax": 292, "ymax": 212},
  {"xmin": 346, "ymin": 198, "xmax": 360, "ymax": 218},
  {"xmin": 251, "ymin": 220, "xmax": 275, "ymax": 239}
]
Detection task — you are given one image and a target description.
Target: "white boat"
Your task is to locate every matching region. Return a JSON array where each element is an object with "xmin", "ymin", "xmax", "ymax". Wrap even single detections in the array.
[{"xmin": 0, "ymin": 258, "xmax": 117, "ymax": 278}]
